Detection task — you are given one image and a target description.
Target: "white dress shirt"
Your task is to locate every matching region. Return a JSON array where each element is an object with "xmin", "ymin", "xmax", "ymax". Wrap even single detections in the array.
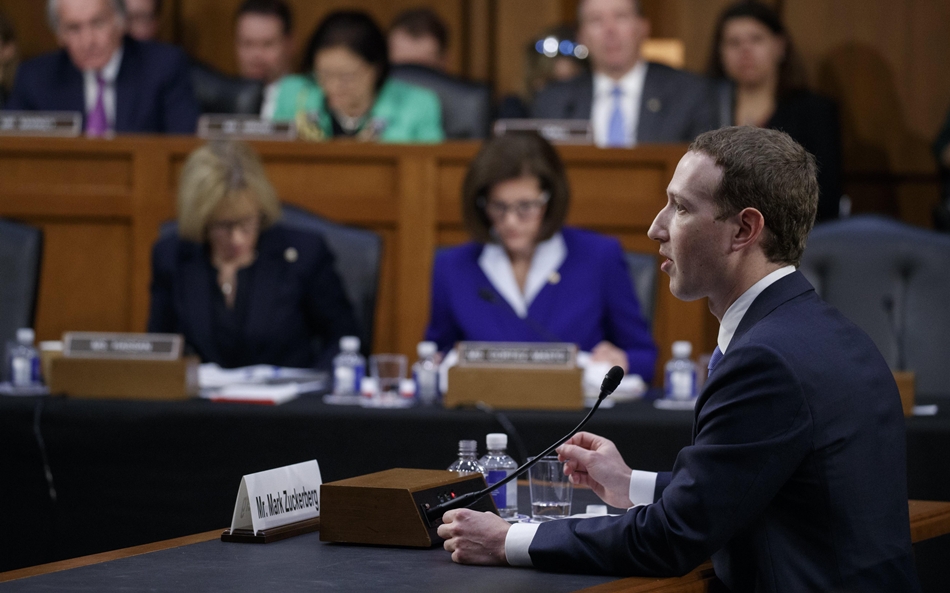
[
  {"xmin": 478, "ymin": 233, "xmax": 567, "ymax": 318},
  {"xmin": 505, "ymin": 265, "xmax": 798, "ymax": 567},
  {"xmin": 260, "ymin": 79, "xmax": 282, "ymax": 120},
  {"xmin": 82, "ymin": 47, "xmax": 123, "ymax": 131},
  {"xmin": 591, "ymin": 61, "xmax": 647, "ymax": 148}
]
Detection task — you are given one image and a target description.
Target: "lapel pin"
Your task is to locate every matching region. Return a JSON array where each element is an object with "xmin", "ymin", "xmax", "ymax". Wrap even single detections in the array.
[
  {"xmin": 647, "ymin": 98, "xmax": 662, "ymax": 113},
  {"xmin": 548, "ymin": 271, "xmax": 561, "ymax": 285},
  {"xmin": 284, "ymin": 247, "xmax": 298, "ymax": 263}
]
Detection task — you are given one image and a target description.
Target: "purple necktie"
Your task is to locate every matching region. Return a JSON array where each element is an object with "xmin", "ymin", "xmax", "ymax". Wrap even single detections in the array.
[
  {"xmin": 606, "ymin": 86, "xmax": 626, "ymax": 147},
  {"xmin": 86, "ymin": 72, "xmax": 107, "ymax": 137},
  {"xmin": 707, "ymin": 346, "xmax": 724, "ymax": 375}
]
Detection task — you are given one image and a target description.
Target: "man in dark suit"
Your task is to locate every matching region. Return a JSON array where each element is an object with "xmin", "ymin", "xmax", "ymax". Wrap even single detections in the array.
[
  {"xmin": 5, "ymin": 0, "xmax": 198, "ymax": 134},
  {"xmin": 438, "ymin": 126, "xmax": 920, "ymax": 592},
  {"xmin": 531, "ymin": 0, "xmax": 715, "ymax": 146}
]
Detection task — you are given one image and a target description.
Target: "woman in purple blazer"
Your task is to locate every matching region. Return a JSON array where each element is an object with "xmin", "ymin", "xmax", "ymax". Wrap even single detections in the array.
[{"xmin": 424, "ymin": 133, "xmax": 657, "ymax": 382}]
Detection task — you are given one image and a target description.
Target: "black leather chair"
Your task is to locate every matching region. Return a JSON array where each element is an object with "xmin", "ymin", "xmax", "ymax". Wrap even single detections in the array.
[
  {"xmin": 799, "ymin": 215, "xmax": 950, "ymax": 396},
  {"xmin": 624, "ymin": 251, "xmax": 658, "ymax": 329},
  {"xmin": 190, "ymin": 61, "xmax": 264, "ymax": 115},
  {"xmin": 389, "ymin": 64, "xmax": 492, "ymax": 139},
  {"xmin": 0, "ymin": 218, "xmax": 43, "ymax": 348},
  {"xmin": 158, "ymin": 205, "xmax": 382, "ymax": 355}
]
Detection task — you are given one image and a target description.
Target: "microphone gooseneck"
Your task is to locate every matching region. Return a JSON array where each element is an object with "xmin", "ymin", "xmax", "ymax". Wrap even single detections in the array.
[{"xmin": 424, "ymin": 365, "xmax": 624, "ymax": 526}]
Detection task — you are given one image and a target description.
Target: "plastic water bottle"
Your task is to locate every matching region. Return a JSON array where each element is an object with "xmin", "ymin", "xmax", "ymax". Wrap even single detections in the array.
[
  {"xmin": 7, "ymin": 328, "xmax": 41, "ymax": 387},
  {"xmin": 479, "ymin": 433, "xmax": 519, "ymax": 519},
  {"xmin": 447, "ymin": 440, "xmax": 484, "ymax": 475},
  {"xmin": 664, "ymin": 340, "xmax": 697, "ymax": 400},
  {"xmin": 332, "ymin": 336, "xmax": 365, "ymax": 396},
  {"xmin": 413, "ymin": 341, "xmax": 440, "ymax": 405}
]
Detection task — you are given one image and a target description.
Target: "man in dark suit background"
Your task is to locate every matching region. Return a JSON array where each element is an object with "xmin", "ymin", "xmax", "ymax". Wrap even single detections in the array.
[
  {"xmin": 5, "ymin": 0, "xmax": 198, "ymax": 135},
  {"xmin": 532, "ymin": 0, "xmax": 715, "ymax": 146},
  {"xmin": 438, "ymin": 126, "xmax": 920, "ymax": 592}
]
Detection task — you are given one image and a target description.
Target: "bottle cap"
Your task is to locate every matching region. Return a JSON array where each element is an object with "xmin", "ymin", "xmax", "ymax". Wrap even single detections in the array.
[
  {"xmin": 672, "ymin": 340, "xmax": 692, "ymax": 358},
  {"xmin": 458, "ymin": 439, "xmax": 477, "ymax": 453},
  {"xmin": 417, "ymin": 341, "xmax": 437, "ymax": 357},
  {"xmin": 340, "ymin": 336, "xmax": 360, "ymax": 352},
  {"xmin": 16, "ymin": 328, "xmax": 35, "ymax": 345},
  {"xmin": 486, "ymin": 433, "xmax": 508, "ymax": 450}
]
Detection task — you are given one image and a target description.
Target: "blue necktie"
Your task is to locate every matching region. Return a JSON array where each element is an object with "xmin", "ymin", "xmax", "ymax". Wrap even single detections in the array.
[
  {"xmin": 607, "ymin": 86, "xmax": 626, "ymax": 147},
  {"xmin": 707, "ymin": 346, "xmax": 724, "ymax": 375}
]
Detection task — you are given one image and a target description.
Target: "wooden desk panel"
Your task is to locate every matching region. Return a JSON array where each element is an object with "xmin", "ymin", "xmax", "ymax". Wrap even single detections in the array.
[{"xmin": 0, "ymin": 137, "xmax": 716, "ymax": 375}]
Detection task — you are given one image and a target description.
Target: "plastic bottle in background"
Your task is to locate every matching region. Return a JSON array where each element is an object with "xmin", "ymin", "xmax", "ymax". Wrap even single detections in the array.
[
  {"xmin": 332, "ymin": 336, "xmax": 365, "ymax": 396},
  {"xmin": 412, "ymin": 341, "xmax": 440, "ymax": 405},
  {"xmin": 479, "ymin": 433, "xmax": 519, "ymax": 519},
  {"xmin": 664, "ymin": 340, "xmax": 697, "ymax": 400},
  {"xmin": 447, "ymin": 440, "xmax": 484, "ymax": 475},
  {"xmin": 7, "ymin": 328, "xmax": 41, "ymax": 386}
]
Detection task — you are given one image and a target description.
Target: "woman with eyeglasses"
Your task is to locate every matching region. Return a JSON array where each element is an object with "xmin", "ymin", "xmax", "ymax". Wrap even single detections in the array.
[
  {"xmin": 147, "ymin": 141, "xmax": 359, "ymax": 369},
  {"xmin": 272, "ymin": 10, "xmax": 443, "ymax": 143},
  {"xmin": 424, "ymin": 133, "xmax": 657, "ymax": 381}
]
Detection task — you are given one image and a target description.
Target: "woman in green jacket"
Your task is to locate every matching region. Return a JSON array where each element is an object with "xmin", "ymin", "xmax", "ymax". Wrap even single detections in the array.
[{"xmin": 273, "ymin": 11, "xmax": 444, "ymax": 143}]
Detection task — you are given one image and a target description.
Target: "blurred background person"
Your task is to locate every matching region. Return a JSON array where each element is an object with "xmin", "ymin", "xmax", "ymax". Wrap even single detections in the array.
[
  {"xmin": 273, "ymin": 10, "xmax": 443, "ymax": 142},
  {"xmin": 125, "ymin": 0, "xmax": 160, "ymax": 41},
  {"xmin": 934, "ymin": 107, "xmax": 950, "ymax": 230},
  {"xmin": 425, "ymin": 133, "xmax": 657, "ymax": 382},
  {"xmin": 387, "ymin": 7, "xmax": 448, "ymax": 72},
  {"xmin": 234, "ymin": 0, "xmax": 293, "ymax": 120},
  {"xmin": 148, "ymin": 141, "xmax": 359, "ymax": 370},
  {"xmin": 497, "ymin": 24, "xmax": 589, "ymax": 119},
  {"xmin": 5, "ymin": 0, "xmax": 198, "ymax": 134},
  {"xmin": 708, "ymin": 0, "xmax": 842, "ymax": 223},
  {"xmin": 0, "ymin": 10, "xmax": 17, "ymax": 109},
  {"xmin": 532, "ymin": 0, "xmax": 715, "ymax": 146}
]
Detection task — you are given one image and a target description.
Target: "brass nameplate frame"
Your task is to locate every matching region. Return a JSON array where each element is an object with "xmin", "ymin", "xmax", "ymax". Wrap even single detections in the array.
[
  {"xmin": 0, "ymin": 111, "xmax": 82, "ymax": 137},
  {"xmin": 493, "ymin": 118, "xmax": 593, "ymax": 144},
  {"xmin": 198, "ymin": 114, "xmax": 296, "ymax": 141},
  {"xmin": 456, "ymin": 341, "xmax": 577, "ymax": 370},
  {"xmin": 63, "ymin": 332, "xmax": 183, "ymax": 361}
]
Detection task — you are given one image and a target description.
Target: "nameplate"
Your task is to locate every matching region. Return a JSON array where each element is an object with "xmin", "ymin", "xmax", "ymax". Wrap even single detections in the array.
[
  {"xmin": 63, "ymin": 332, "xmax": 182, "ymax": 360},
  {"xmin": 0, "ymin": 111, "xmax": 82, "ymax": 137},
  {"xmin": 198, "ymin": 114, "xmax": 296, "ymax": 140},
  {"xmin": 493, "ymin": 119, "xmax": 593, "ymax": 144},
  {"xmin": 230, "ymin": 460, "xmax": 322, "ymax": 535},
  {"xmin": 456, "ymin": 341, "xmax": 577, "ymax": 369}
]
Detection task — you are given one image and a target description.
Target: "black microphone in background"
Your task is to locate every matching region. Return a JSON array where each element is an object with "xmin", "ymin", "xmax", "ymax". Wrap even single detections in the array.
[
  {"xmin": 424, "ymin": 365, "xmax": 625, "ymax": 526},
  {"xmin": 477, "ymin": 287, "xmax": 564, "ymax": 343},
  {"xmin": 882, "ymin": 294, "xmax": 907, "ymax": 371}
]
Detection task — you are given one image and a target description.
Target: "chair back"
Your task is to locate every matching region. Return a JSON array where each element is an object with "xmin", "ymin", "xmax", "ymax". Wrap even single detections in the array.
[
  {"xmin": 624, "ymin": 251, "xmax": 658, "ymax": 329},
  {"xmin": 190, "ymin": 61, "xmax": 264, "ymax": 115},
  {"xmin": 389, "ymin": 65, "xmax": 492, "ymax": 139},
  {"xmin": 0, "ymin": 219, "xmax": 43, "ymax": 347},
  {"xmin": 800, "ymin": 215, "xmax": 950, "ymax": 396}
]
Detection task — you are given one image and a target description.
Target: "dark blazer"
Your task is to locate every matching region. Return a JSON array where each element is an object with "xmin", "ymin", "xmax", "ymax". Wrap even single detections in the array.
[
  {"xmin": 147, "ymin": 225, "xmax": 360, "ymax": 370},
  {"xmin": 424, "ymin": 227, "xmax": 657, "ymax": 383},
  {"xmin": 6, "ymin": 36, "xmax": 199, "ymax": 134},
  {"xmin": 528, "ymin": 272, "xmax": 920, "ymax": 592},
  {"xmin": 530, "ymin": 63, "xmax": 717, "ymax": 143}
]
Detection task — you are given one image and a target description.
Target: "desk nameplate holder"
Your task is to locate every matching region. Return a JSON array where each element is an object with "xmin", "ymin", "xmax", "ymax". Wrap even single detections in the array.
[
  {"xmin": 320, "ymin": 468, "xmax": 496, "ymax": 548},
  {"xmin": 446, "ymin": 342, "xmax": 584, "ymax": 410},
  {"xmin": 493, "ymin": 118, "xmax": 593, "ymax": 144},
  {"xmin": 198, "ymin": 114, "xmax": 296, "ymax": 141},
  {"xmin": 222, "ymin": 460, "xmax": 322, "ymax": 544},
  {"xmin": 0, "ymin": 111, "xmax": 82, "ymax": 137}
]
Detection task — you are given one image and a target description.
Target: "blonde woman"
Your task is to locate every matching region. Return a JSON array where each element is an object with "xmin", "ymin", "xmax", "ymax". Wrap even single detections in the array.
[{"xmin": 147, "ymin": 141, "xmax": 358, "ymax": 369}]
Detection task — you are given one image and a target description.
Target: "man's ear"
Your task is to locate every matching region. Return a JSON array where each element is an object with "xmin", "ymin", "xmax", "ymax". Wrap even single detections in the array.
[{"xmin": 732, "ymin": 207, "xmax": 766, "ymax": 253}]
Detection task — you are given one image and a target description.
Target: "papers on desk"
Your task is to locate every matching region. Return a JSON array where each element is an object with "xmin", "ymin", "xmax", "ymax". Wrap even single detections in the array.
[{"xmin": 199, "ymin": 364, "xmax": 326, "ymax": 405}]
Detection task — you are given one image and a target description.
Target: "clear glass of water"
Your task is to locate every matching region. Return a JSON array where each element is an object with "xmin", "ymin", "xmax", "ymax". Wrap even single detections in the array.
[
  {"xmin": 369, "ymin": 354, "xmax": 407, "ymax": 395},
  {"xmin": 528, "ymin": 456, "xmax": 572, "ymax": 521}
]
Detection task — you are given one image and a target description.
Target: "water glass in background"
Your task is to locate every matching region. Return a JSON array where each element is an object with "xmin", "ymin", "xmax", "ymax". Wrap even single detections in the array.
[
  {"xmin": 369, "ymin": 354, "xmax": 407, "ymax": 395},
  {"xmin": 528, "ymin": 456, "xmax": 572, "ymax": 521}
]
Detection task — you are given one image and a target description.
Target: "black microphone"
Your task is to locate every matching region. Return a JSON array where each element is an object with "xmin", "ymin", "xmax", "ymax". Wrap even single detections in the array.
[
  {"xmin": 424, "ymin": 365, "xmax": 625, "ymax": 526},
  {"xmin": 477, "ymin": 287, "xmax": 564, "ymax": 343},
  {"xmin": 882, "ymin": 294, "xmax": 907, "ymax": 371}
]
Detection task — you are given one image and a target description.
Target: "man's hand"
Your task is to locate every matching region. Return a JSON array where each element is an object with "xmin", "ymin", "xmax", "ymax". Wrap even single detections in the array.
[
  {"xmin": 557, "ymin": 431, "xmax": 633, "ymax": 508},
  {"xmin": 437, "ymin": 509, "xmax": 511, "ymax": 565}
]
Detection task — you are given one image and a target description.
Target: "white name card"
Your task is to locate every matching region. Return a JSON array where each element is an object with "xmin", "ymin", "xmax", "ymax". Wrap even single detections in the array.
[
  {"xmin": 198, "ymin": 114, "xmax": 296, "ymax": 141},
  {"xmin": 63, "ymin": 332, "xmax": 182, "ymax": 360},
  {"xmin": 0, "ymin": 111, "xmax": 82, "ymax": 136},
  {"xmin": 493, "ymin": 118, "xmax": 593, "ymax": 144},
  {"xmin": 457, "ymin": 341, "xmax": 577, "ymax": 369},
  {"xmin": 229, "ymin": 460, "xmax": 322, "ymax": 535}
]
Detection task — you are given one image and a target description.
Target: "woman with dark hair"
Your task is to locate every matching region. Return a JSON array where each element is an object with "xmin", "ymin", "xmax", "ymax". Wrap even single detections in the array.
[
  {"xmin": 0, "ymin": 9, "xmax": 18, "ymax": 108},
  {"xmin": 424, "ymin": 133, "xmax": 657, "ymax": 381},
  {"xmin": 273, "ymin": 10, "xmax": 443, "ymax": 142},
  {"xmin": 709, "ymin": 0, "xmax": 842, "ymax": 222}
]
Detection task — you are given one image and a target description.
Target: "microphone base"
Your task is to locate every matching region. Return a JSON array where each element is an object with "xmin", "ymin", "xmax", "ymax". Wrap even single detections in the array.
[{"xmin": 320, "ymin": 468, "xmax": 498, "ymax": 548}]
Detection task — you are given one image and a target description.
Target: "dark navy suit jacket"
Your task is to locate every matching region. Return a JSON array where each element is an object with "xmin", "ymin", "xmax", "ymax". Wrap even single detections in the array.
[
  {"xmin": 530, "ymin": 63, "xmax": 717, "ymax": 143},
  {"xmin": 6, "ymin": 36, "xmax": 199, "ymax": 134},
  {"xmin": 424, "ymin": 227, "xmax": 657, "ymax": 383},
  {"xmin": 147, "ymin": 225, "xmax": 359, "ymax": 370},
  {"xmin": 528, "ymin": 272, "xmax": 920, "ymax": 592}
]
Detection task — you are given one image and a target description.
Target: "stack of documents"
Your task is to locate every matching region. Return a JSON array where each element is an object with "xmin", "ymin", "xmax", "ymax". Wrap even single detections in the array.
[{"xmin": 199, "ymin": 364, "xmax": 326, "ymax": 405}]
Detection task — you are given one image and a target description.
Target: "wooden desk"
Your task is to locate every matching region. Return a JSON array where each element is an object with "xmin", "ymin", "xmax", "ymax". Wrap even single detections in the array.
[
  {"xmin": 0, "ymin": 137, "xmax": 715, "ymax": 377},
  {"xmin": 3, "ymin": 501, "xmax": 947, "ymax": 591}
]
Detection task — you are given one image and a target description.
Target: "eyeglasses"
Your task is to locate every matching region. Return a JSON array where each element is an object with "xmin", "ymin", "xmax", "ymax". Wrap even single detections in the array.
[
  {"xmin": 207, "ymin": 215, "xmax": 260, "ymax": 237},
  {"xmin": 479, "ymin": 192, "xmax": 550, "ymax": 221}
]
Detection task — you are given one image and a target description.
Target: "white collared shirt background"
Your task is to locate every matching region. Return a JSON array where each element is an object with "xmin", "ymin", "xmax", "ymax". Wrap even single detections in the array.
[
  {"xmin": 82, "ymin": 47, "xmax": 123, "ymax": 130},
  {"xmin": 591, "ymin": 61, "xmax": 647, "ymax": 148}
]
